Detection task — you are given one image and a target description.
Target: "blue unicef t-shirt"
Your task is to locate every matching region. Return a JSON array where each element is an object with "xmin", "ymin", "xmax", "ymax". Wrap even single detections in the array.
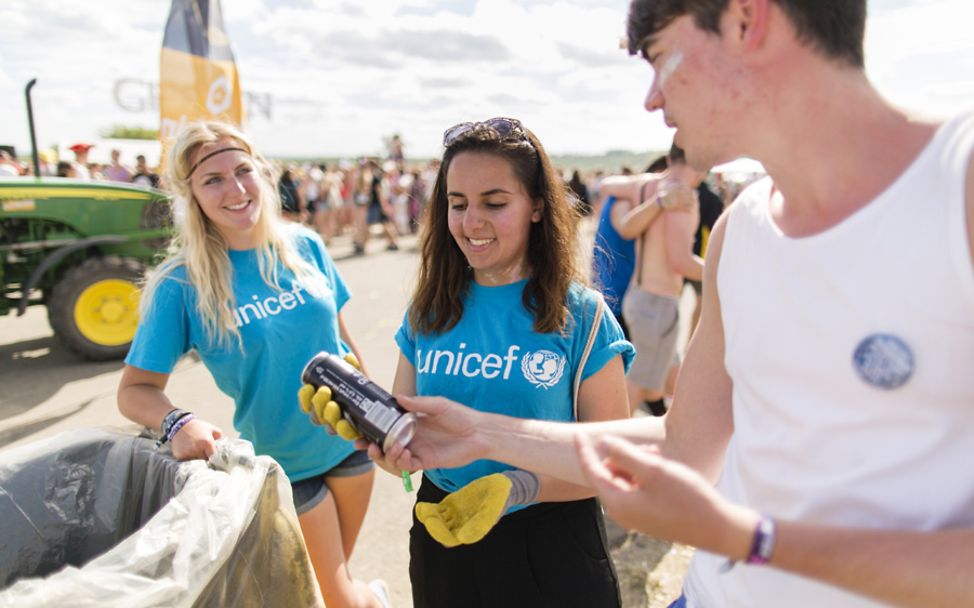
[
  {"xmin": 395, "ymin": 280, "xmax": 635, "ymax": 496},
  {"xmin": 125, "ymin": 225, "xmax": 355, "ymax": 482}
]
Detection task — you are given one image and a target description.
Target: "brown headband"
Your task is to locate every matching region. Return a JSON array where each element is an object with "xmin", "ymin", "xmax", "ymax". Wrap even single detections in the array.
[{"xmin": 187, "ymin": 146, "xmax": 248, "ymax": 178}]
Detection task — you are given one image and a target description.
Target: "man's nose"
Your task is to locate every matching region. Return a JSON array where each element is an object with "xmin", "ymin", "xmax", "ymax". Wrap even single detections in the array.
[{"xmin": 644, "ymin": 76, "xmax": 664, "ymax": 112}]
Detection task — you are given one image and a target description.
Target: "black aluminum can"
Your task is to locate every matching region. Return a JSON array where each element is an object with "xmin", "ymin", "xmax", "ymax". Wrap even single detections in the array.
[{"xmin": 301, "ymin": 351, "xmax": 416, "ymax": 452}]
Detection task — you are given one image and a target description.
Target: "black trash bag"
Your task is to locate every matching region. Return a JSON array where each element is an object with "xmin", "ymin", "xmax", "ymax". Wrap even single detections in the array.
[{"xmin": 0, "ymin": 428, "xmax": 323, "ymax": 607}]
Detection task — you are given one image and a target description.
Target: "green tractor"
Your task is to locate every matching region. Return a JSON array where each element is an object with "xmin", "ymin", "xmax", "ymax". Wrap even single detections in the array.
[{"xmin": 1, "ymin": 79, "xmax": 171, "ymax": 360}]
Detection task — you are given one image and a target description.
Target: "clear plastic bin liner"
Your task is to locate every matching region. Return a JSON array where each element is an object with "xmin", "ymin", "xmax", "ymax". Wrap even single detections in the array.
[{"xmin": 0, "ymin": 428, "xmax": 324, "ymax": 607}]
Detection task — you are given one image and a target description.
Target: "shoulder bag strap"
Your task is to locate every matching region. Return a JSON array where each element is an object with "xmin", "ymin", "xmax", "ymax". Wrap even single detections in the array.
[{"xmin": 573, "ymin": 291, "xmax": 604, "ymax": 421}]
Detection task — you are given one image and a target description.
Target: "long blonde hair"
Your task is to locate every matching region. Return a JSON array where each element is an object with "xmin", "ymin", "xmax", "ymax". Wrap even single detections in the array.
[{"xmin": 142, "ymin": 121, "xmax": 326, "ymax": 350}]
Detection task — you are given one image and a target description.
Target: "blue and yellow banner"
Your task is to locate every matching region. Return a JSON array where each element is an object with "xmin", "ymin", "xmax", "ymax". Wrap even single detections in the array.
[{"xmin": 160, "ymin": 0, "xmax": 243, "ymax": 144}]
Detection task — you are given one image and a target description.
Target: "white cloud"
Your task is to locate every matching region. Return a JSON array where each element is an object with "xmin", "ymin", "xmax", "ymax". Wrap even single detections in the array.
[
  {"xmin": 1, "ymin": 0, "xmax": 971, "ymax": 161},
  {"xmin": 865, "ymin": 0, "xmax": 974, "ymax": 118}
]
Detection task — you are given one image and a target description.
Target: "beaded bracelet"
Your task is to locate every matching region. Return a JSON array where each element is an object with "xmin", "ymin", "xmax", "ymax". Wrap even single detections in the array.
[
  {"xmin": 157, "ymin": 408, "xmax": 192, "ymax": 447},
  {"xmin": 165, "ymin": 413, "xmax": 197, "ymax": 444},
  {"xmin": 161, "ymin": 408, "xmax": 189, "ymax": 437}
]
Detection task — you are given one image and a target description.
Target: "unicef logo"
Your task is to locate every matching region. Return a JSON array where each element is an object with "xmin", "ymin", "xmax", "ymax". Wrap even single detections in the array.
[
  {"xmin": 521, "ymin": 350, "xmax": 566, "ymax": 389},
  {"xmin": 852, "ymin": 334, "xmax": 914, "ymax": 390},
  {"xmin": 206, "ymin": 75, "xmax": 233, "ymax": 115}
]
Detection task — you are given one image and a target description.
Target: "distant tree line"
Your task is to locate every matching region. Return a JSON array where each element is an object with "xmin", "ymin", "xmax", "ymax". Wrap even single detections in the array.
[{"xmin": 99, "ymin": 125, "xmax": 159, "ymax": 140}]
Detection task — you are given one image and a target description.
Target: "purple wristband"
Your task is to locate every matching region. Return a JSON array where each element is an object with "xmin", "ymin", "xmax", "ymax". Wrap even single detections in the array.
[
  {"xmin": 720, "ymin": 514, "xmax": 776, "ymax": 573},
  {"xmin": 166, "ymin": 413, "xmax": 196, "ymax": 444},
  {"xmin": 745, "ymin": 515, "xmax": 776, "ymax": 565}
]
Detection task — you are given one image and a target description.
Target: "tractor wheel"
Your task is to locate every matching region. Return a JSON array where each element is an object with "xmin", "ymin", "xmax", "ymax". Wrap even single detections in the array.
[{"xmin": 48, "ymin": 256, "xmax": 145, "ymax": 361}]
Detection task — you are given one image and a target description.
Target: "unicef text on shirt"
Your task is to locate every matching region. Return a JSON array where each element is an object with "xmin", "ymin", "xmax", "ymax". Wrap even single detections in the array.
[
  {"xmin": 416, "ymin": 344, "xmax": 521, "ymax": 380},
  {"xmin": 234, "ymin": 285, "xmax": 308, "ymax": 327}
]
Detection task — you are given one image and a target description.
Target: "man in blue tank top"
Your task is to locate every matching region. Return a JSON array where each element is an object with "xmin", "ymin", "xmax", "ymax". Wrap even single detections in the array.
[{"xmin": 592, "ymin": 195, "xmax": 635, "ymax": 335}]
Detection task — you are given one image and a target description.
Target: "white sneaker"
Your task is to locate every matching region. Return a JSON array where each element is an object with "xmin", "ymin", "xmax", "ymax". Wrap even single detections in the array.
[{"xmin": 368, "ymin": 579, "xmax": 392, "ymax": 608}]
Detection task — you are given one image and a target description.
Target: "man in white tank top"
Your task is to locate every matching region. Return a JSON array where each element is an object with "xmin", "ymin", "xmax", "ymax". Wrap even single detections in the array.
[{"xmin": 362, "ymin": 2, "xmax": 974, "ymax": 606}]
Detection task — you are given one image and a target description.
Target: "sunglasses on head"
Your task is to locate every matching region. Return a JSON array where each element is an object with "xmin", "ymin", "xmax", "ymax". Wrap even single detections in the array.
[{"xmin": 442, "ymin": 117, "xmax": 528, "ymax": 148}]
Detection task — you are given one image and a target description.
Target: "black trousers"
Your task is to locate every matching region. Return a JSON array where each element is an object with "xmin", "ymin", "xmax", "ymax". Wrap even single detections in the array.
[{"xmin": 409, "ymin": 475, "xmax": 622, "ymax": 608}]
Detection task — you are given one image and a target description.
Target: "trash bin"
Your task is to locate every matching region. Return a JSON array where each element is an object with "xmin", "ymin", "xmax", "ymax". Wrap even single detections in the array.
[{"xmin": 0, "ymin": 428, "xmax": 324, "ymax": 607}]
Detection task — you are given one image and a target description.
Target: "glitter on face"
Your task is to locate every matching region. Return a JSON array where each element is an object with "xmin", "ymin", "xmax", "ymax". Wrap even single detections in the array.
[{"xmin": 658, "ymin": 49, "xmax": 684, "ymax": 87}]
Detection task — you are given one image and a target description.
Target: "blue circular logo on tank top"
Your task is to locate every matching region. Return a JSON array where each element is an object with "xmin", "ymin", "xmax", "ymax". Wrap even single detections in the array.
[{"xmin": 852, "ymin": 334, "xmax": 914, "ymax": 390}]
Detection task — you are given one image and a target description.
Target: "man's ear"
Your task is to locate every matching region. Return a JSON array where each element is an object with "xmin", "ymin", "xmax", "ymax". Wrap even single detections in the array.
[{"xmin": 727, "ymin": 0, "xmax": 770, "ymax": 51}]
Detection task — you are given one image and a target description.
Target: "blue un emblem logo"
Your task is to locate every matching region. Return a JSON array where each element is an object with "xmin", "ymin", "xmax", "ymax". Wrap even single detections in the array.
[{"xmin": 852, "ymin": 334, "xmax": 914, "ymax": 390}]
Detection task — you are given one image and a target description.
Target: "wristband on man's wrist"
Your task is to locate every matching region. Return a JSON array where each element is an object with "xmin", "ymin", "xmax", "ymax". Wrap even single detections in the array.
[
  {"xmin": 721, "ymin": 514, "xmax": 776, "ymax": 572},
  {"xmin": 745, "ymin": 514, "xmax": 776, "ymax": 565}
]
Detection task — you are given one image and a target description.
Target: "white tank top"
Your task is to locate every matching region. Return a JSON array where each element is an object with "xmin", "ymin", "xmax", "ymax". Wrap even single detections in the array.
[{"xmin": 684, "ymin": 113, "xmax": 974, "ymax": 608}]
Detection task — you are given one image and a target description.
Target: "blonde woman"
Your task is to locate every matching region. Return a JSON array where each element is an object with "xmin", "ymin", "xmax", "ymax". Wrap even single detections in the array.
[{"xmin": 117, "ymin": 122, "xmax": 390, "ymax": 608}]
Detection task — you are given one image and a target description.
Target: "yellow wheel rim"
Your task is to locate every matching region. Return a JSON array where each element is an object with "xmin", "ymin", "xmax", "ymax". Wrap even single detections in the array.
[{"xmin": 74, "ymin": 279, "xmax": 142, "ymax": 346}]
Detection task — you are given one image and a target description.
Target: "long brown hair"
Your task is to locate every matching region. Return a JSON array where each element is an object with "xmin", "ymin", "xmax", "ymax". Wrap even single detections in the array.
[{"xmin": 409, "ymin": 121, "xmax": 583, "ymax": 335}]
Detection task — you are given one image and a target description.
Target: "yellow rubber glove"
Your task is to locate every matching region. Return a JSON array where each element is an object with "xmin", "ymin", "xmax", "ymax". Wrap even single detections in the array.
[
  {"xmin": 415, "ymin": 473, "xmax": 513, "ymax": 548},
  {"xmin": 342, "ymin": 352, "xmax": 360, "ymax": 369},
  {"xmin": 415, "ymin": 470, "xmax": 541, "ymax": 547},
  {"xmin": 296, "ymin": 353, "xmax": 363, "ymax": 440}
]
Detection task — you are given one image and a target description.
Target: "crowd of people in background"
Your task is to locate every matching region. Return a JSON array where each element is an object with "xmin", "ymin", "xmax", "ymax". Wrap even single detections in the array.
[
  {"xmin": 264, "ymin": 132, "xmax": 752, "ymax": 259},
  {"xmin": 1, "ymin": 132, "xmax": 752, "ymax": 267},
  {"xmin": 1, "ymin": 137, "xmax": 750, "ymax": 220},
  {"xmin": 0, "ymin": 142, "xmax": 161, "ymax": 188},
  {"xmin": 274, "ymin": 156, "xmax": 438, "ymax": 256}
]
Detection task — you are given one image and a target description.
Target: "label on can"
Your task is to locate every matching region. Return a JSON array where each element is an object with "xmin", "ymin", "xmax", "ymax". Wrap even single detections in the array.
[
  {"xmin": 301, "ymin": 351, "xmax": 415, "ymax": 451},
  {"xmin": 360, "ymin": 397, "xmax": 399, "ymax": 430}
]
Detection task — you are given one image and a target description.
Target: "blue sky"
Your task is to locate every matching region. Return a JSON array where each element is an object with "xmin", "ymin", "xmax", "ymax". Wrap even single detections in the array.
[{"xmin": 1, "ymin": 0, "xmax": 972, "ymax": 161}]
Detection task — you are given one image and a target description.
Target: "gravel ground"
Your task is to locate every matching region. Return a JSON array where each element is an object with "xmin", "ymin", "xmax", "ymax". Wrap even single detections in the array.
[
  {"xmin": 646, "ymin": 544, "xmax": 694, "ymax": 608},
  {"xmin": 607, "ymin": 518, "xmax": 693, "ymax": 608}
]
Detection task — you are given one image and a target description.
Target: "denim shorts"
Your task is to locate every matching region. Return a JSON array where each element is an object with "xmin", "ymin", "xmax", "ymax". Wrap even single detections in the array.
[{"xmin": 290, "ymin": 450, "xmax": 374, "ymax": 515}]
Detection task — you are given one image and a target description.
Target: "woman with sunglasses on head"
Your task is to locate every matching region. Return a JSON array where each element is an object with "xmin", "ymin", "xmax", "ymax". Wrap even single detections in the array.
[
  {"xmin": 117, "ymin": 122, "xmax": 391, "ymax": 608},
  {"xmin": 390, "ymin": 118, "xmax": 634, "ymax": 606}
]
